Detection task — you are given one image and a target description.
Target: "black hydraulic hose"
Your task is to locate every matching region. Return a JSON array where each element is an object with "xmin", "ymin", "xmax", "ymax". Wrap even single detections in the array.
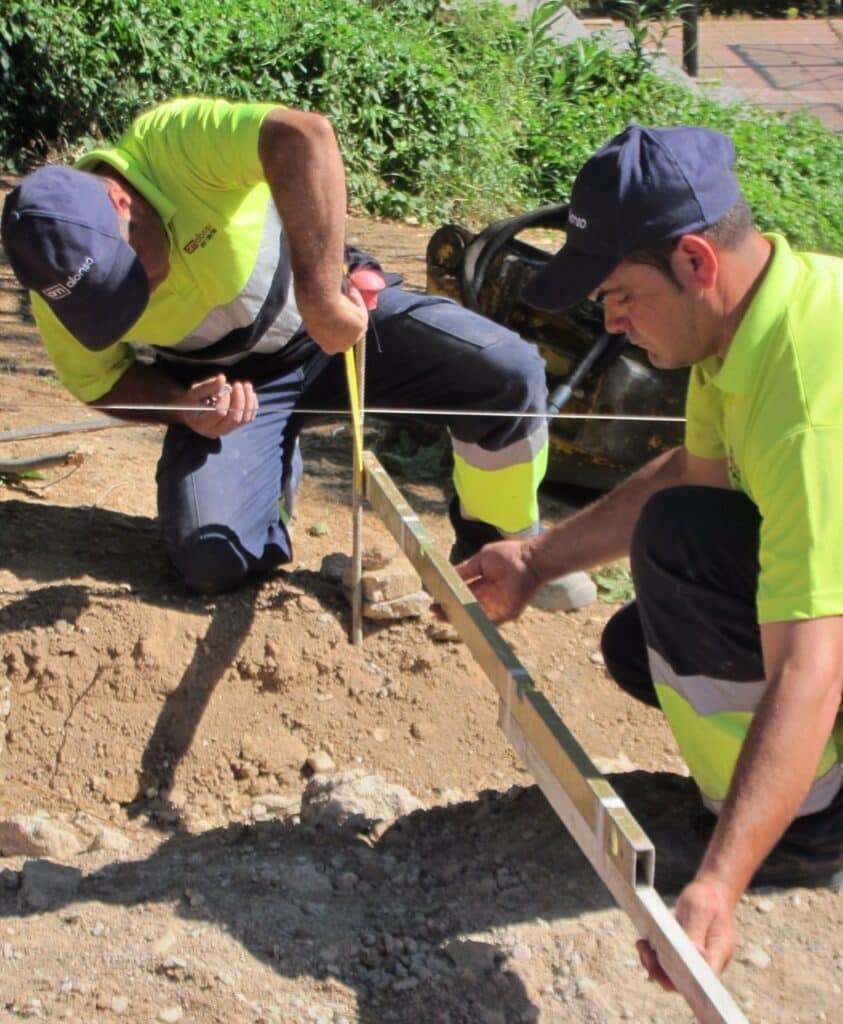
[
  {"xmin": 455, "ymin": 204, "xmax": 629, "ymax": 418},
  {"xmin": 459, "ymin": 204, "xmax": 569, "ymax": 312},
  {"xmin": 546, "ymin": 331, "xmax": 628, "ymax": 414}
]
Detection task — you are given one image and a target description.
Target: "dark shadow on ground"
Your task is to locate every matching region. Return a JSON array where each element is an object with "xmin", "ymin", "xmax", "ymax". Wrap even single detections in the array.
[
  {"xmin": 731, "ymin": 42, "xmax": 842, "ymax": 93},
  {"xmin": 0, "ymin": 773, "xmax": 718, "ymax": 1021},
  {"xmin": 0, "ymin": 783, "xmax": 627, "ymax": 1023},
  {"xmin": 0, "ymin": 499, "xmax": 169, "ymax": 596},
  {"xmin": 610, "ymin": 770, "xmax": 709, "ymax": 893}
]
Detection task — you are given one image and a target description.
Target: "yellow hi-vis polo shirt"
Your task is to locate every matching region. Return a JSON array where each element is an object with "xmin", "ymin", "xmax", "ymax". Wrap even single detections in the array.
[
  {"xmin": 654, "ymin": 234, "xmax": 843, "ymax": 815},
  {"xmin": 685, "ymin": 233, "xmax": 843, "ymax": 625},
  {"xmin": 32, "ymin": 97, "xmax": 296, "ymax": 402}
]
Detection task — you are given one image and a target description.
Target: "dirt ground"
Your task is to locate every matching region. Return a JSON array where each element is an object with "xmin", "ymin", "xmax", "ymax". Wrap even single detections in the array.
[{"xmin": 0, "ymin": 197, "xmax": 840, "ymax": 1024}]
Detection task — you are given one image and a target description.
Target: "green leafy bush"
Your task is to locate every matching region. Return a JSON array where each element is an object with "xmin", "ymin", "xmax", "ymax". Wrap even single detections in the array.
[
  {"xmin": 1, "ymin": 0, "xmax": 840, "ymax": 251},
  {"xmin": 0, "ymin": 0, "xmax": 537, "ymax": 220},
  {"xmin": 522, "ymin": 38, "xmax": 843, "ymax": 249}
]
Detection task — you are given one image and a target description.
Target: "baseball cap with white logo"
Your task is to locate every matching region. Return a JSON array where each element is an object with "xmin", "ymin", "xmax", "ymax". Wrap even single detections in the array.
[
  {"xmin": 522, "ymin": 123, "xmax": 741, "ymax": 312},
  {"xmin": 1, "ymin": 164, "xmax": 149, "ymax": 349}
]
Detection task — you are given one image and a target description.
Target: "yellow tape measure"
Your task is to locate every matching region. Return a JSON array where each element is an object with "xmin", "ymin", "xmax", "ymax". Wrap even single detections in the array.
[{"xmin": 344, "ymin": 346, "xmax": 364, "ymax": 484}]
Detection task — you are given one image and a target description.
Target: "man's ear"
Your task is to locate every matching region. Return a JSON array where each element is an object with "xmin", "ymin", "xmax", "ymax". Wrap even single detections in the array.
[
  {"xmin": 103, "ymin": 178, "xmax": 133, "ymax": 222},
  {"xmin": 673, "ymin": 233, "xmax": 718, "ymax": 290}
]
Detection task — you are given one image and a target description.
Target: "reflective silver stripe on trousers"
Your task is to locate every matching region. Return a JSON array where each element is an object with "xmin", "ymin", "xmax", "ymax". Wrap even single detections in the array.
[
  {"xmin": 647, "ymin": 646, "xmax": 843, "ymax": 817},
  {"xmin": 450, "ymin": 420, "xmax": 548, "ymax": 471},
  {"xmin": 649, "ymin": 647, "xmax": 767, "ymax": 715}
]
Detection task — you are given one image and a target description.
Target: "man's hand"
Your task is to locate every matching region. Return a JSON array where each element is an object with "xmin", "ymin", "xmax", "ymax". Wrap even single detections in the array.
[
  {"xmin": 454, "ymin": 539, "xmax": 542, "ymax": 624},
  {"xmin": 297, "ymin": 286, "xmax": 368, "ymax": 354},
  {"xmin": 181, "ymin": 373, "xmax": 259, "ymax": 438},
  {"xmin": 636, "ymin": 876, "xmax": 737, "ymax": 991}
]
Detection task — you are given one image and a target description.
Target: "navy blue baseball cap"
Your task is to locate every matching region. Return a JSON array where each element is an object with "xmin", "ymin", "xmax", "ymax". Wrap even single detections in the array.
[
  {"xmin": 523, "ymin": 124, "xmax": 741, "ymax": 312},
  {"xmin": 1, "ymin": 164, "xmax": 149, "ymax": 349}
]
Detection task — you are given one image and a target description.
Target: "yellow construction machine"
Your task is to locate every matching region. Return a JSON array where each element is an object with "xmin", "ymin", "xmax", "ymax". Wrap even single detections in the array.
[{"xmin": 425, "ymin": 205, "xmax": 688, "ymax": 490}]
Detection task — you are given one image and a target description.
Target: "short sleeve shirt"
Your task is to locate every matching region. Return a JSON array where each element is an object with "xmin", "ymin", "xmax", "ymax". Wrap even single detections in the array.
[
  {"xmin": 684, "ymin": 234, "xmax": 843, "ymax": 623},
  {"xmin": 32, "ymin": 97, "xmax": 295, "ymax": 401}
]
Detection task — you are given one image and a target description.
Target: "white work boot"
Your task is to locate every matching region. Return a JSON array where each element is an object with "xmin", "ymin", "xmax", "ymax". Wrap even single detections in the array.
[
  {"xmin": 530, "ymin": 571, "xmax": 597, "ymax": 612},
  {"xmin": 529, "ymin": 523, "xmax": 597, "ymax": 612}
]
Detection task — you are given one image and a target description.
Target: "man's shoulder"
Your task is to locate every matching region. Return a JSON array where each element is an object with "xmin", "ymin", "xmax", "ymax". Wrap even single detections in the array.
[
  {"xmin": 784, "ymin": 237, "xmax": 842, "ymax": 297},
  {"xmin": 86, "ymin": 98, "xmax": 266, "ymax": 162},
  {"xmin": 793, "ymin": 246, "xmax": 843, "ymax": 277},
  {"xmin": 760, "ymin": 235, "xmax": 843, "ymax": 336},
  {"xmin": 129, "ymin": 97, "xmax": 224, "ymax": 134},
  {"xmin": 788, "ymin": 248, "xmax": 843, "ymax": 331}
]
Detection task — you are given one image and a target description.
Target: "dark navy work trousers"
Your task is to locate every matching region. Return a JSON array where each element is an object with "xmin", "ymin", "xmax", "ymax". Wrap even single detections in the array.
[
  {"xmin": 155, "ymin": 282, "xmax": 546, "ymax": 593},
  {"xmin": 601, "ymin": 486, "xmax": 843, "ymax": 858}
]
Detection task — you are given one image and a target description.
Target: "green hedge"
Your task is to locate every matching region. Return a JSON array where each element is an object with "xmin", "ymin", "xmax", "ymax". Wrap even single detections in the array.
[
  {"xmin": 1, "ymin": 0, "xmax": 841, "ymax": 251},
  {"xmin": 523, "ymin": 38, "xmax": 843, "ymax": 251},
  {"xmin": 0, "ymin": 0, "xmax": 533, "ymax": 220}
]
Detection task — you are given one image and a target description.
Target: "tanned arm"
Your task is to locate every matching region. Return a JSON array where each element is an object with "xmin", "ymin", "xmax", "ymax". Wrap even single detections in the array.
[
  {"xmin": 90, "ymin": 363, "xmax": 257, "ymax": 439},
  {"xmin": 258, "ymin": 107, "xmax": 367, "ymax": 354},
  {"xmin": 641, "ymin": 614, "xmax": 843, "ymax": 987},
  {"xmin": 456, "ymin": 445, "xmax": 730, "ymax": 623}
]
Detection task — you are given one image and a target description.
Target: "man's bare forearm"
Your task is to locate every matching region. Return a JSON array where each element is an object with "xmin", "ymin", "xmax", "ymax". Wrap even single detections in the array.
[
  {"xmin": 258, "ymin": 107, "xmax": 367, "ymax": 352},
  {"xmin": 523, "ymin": 445, "xmax": 722, "ymax": 584},
  {"xmin": 89, "ymin": 363, "xmax": 192, "ymax": 424},
  {"xmin": 258, "ymin": 108, "xmax": 346, "ymax": 301},
  {"xmin": 89, "ymin": 364, "xmax": 255, "ymax": 439}
]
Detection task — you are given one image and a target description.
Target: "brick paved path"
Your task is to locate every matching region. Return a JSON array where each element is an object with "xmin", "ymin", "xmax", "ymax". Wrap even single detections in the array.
[{"xmin": 649, "ymin": 16, "xmax": 842, "ymax": 132}]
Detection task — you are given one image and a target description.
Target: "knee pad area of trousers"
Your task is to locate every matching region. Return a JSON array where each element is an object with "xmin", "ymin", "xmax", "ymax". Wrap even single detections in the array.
[
  {"xmin": 492, "ymin": 340, "xmax": 547, "ymax": 411},
  {"xmin": 172, "ymin": 534, "xmax": 250, "ymax": 594}
]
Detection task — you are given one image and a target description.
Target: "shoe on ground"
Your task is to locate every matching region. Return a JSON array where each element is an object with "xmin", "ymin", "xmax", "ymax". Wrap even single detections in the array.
[
  {"xmin": 448, "ymin": 529, "xmax": 597, "ymax": 614},
  {"xmin": 530, "ymin": 571, "xmax": 597, "ymax": 612},
  {"xmin": 447, "ymin": 491, "xmax": 599, "ymax": 613},
  {"xmin": 692, "ymin": 797, "xmax": 843, "ymax": 891}
]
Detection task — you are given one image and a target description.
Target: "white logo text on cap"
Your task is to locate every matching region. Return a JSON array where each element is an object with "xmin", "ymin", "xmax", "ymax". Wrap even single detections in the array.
[{"xmin": 42, "ymin": 256, "xmax": 95, "ymax": 301}]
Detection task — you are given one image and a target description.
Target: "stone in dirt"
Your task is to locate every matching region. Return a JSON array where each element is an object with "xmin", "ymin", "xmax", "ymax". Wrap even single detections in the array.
[
  {"xmin": 300, "ymin": 770, "xmax": 424, "ymax": 830},
  {"xmin": 306, "ymin": 750, "xmax": 336, "ymax": 774},
  {"xmin": 361, "ymin": 544, "xmax": 396, "ymax": 570},
  {"xmin": 0, "ymin": 868, "xmax": 21, "ymax": 890},
  {"xmin": 87, "ymin": 825, "xmax": 131, "ymax": 854},
  {"xmin": 240, "ymin": 730, "xmax": 308, "ymax": 775},
  {"xmin": 363, "ymin": 591, "xmax": 432, "ymax": 620},
  {"xmin": 444, "ymin": 938, "xmax": 501, "ymax": 973},
  {"xmin": 342, "ymin": 564, "xmax": 422, "ymax": 603},
  {"xmin": 283, "ymin": 860, "xmax": 334, "ymax": 900},
  {"xmin": 0, "ymin": 813, "xmax": 85, "ymax": 859},
  {"xmin": 738, "ymin": 944, "xmax": 772, "ymax": 970},
  {"xmin": 530, "ymin": 571, "xmax": 597, "ymax": 613},
  {"xmin": 427, "ymin": 620, "xmax": 461, "ymax": 643},
  {"xmin": 340, "ymin": 558, "xmax": 429, "ymax": 618},
  {"xmin": 253, "ymin": 792, "xmax": 301, "ymax": 815},
  {"xmin": 320, "ymin": 552, "xmax": 350, "ymax": 582}
]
